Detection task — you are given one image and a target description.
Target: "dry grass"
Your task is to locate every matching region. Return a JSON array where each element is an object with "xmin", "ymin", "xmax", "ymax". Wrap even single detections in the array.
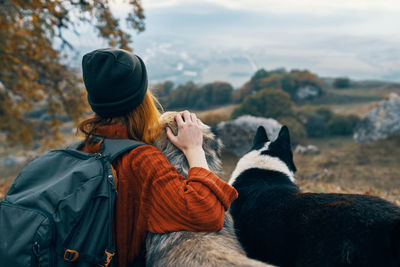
[
  {"xmin": 1, "ymin": 136, "xmax": 399, "ymax": 206},
  {"xmin": 196, "ymin": 104, "xmax": 239, "ymax": 120},
  {"xmin": 322, "ymin": 101, "xmax": 381, "ymax": 117},
  {"xmin": 220, "ymin": 136, "xmax": 400, "ymax": 206},
  {"xmin": 1, "ymin": 94, "xmax": 399, "ymax": 205}
]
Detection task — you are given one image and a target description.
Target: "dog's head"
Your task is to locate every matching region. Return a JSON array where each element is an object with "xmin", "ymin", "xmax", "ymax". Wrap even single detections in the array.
[
  {"xmin": 229, "ymin": 125, "xmax": 296, "ymax": 185},
  {"xmin": 153, "ymin": 111, "xmax": 223, "ymax": 177}
]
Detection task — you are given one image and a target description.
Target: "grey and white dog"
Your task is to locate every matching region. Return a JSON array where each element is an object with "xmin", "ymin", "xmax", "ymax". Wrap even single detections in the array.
[{"xmin": 146, "ymin": 112, "xmax": 274, "ymax": 267}]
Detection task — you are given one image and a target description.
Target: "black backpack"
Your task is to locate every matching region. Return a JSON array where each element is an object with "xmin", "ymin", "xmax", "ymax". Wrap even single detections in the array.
[{"xmin": 0, "ymin": 138, "xmax": 142, "ymax": 266}]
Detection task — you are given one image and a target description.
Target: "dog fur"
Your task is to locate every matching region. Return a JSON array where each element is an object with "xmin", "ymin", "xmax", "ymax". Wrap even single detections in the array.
[
  {"xmin": 229, "ymin": 125, "xmax": 400, "ymax": 267},
  {"xmin": 145, "ymin": 112, "xmax": 274, "ymax": 267}
]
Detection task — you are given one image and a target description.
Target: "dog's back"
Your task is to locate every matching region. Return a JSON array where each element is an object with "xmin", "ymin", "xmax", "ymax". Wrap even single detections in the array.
[
  {"xmin": 146, "ymin": 112, "xmax": 273, "ymax": 267},
  {"xmin": 230, "ymin": 126, "xmax": 400, "ymax": 267}
]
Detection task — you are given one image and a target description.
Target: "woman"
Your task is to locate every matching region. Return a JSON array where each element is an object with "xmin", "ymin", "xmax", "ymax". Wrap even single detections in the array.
[{"xmin": 78, "ymin": 48, "xmax": 238, "ymax": 266}]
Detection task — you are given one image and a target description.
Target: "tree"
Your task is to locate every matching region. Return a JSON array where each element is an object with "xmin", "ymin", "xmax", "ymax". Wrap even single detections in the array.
[
  {"xmin": 0, "ymin": 0, "xmax": 145, "ymax": 146},
  {"xmin": 166, "ymin": 81, "xmax": 199, "ymax": 109},
  {"xmin": 250, "ymin": 68, "xmax": 269, "ymax": 82},
  {"xmin": 200, "ymin": 81, "xmax": 233, "ymax": 105},
  {"xmin": 152, "ymin": 81, "xmax": 174, "ymax": 98},
  {"xmin": 233, "ymin": 82, "xmax": 253, "ymax": 103}
]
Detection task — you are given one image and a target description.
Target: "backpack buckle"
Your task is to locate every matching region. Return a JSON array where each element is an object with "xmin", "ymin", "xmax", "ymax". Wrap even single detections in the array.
[
  {"xmin": 98, "ymin": 249, "xmax": 115, "ymax": 267},
  {"xmin": 64, "ymin": 249, "xmax": 79, "ymax": 262}
]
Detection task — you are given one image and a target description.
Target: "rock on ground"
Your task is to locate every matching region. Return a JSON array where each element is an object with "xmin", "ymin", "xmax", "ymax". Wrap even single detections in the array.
[
  {"xmin": 294, "ymin": 144, "xmax": 320, "ymax": 155},
  {"xmin": 354, "ymin": 93, "xmax": 400, "ymax": 144},
  {"xmin": 215, "ymin": 115, "xmax": 282, "ymax": 156}
]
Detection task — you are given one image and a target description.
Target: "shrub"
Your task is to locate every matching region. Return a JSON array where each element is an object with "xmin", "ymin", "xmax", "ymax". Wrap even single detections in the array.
[
  {"xmin": 251, "ymin": 68, "xmax": 269, "ymax": 82},
  {"xmin": 278, "ymin": 116, "xmax": 307, "ymax": 145},
  {"xmin": 255, "ymin": 74, "xmax": 283, "ymax": 92},
  {"xmin": 200, "ymin": 81, "xmax": 233, "ymax": 105},
  {"xmin": 305, "ymin": 114, "xmax": 329, "ymax": 138},
  {"xmin": 328, "ymin": 114, "xmax": 360, "ymax": 135},
  {"xmin": 231, "ymin": 89, "xmax": 296, "ymax": 119},
  {"xmin": 281, "ymin": 73, "xmax": 298, "ymax": 97},
  {"xmin": 163, "ymin": 81, "xmax": 234, "ymax": 110},
  {"xmin": 233, "ymin": 82, "xmax": 253, "ymax": 103},
  {"xmin": 151, "ymin": 81, "xmax": 174, "ymax": 98},
  {"xmin": 333, "ymin": 77, "xmax": 351, "ymax": 89},
  {"xmin": 315, "ymin": 107, "xmax": 334, "ymax": 122}
]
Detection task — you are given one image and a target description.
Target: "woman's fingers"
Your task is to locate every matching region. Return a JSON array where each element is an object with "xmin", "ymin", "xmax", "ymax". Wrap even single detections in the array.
[
  {"xmin": 190, "ymin": 113, "xmax": 197, "ymax": 124},
  {"xmin": 182, "ymin": 110, "xmax": 192, "ymax": 123},
  {"xmin": 166, "ymin": 127, "xmax": 178, "ymax": 145},
  {"xmin": 175, "ymin": 113, "xmax": 185, "ymax": 126}
]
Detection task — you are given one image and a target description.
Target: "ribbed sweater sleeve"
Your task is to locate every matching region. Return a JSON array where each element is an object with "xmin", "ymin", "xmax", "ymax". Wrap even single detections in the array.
[{"xmin": 129, "ymin": 145, "xmax": 238, "ymax": 234}]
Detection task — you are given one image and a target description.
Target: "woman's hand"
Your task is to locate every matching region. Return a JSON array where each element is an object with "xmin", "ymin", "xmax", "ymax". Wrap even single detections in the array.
[{"xmin": 166, "ymin": 111, "xmax": 209, "ymax": 170}]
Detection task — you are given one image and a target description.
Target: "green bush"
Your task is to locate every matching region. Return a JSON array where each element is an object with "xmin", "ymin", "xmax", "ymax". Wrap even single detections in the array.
[
  {"xmin": 278, "ymin": 116, "xmax": 307, "ymax": 145},
  {"xmin": 160, "ymin": 81, "xmax": 234, "ymax": 110},
  {"xmin": 233, "ymin": 82, "xmax": 253, "ymax": 103},
  {"xmin": 333, "ymin": 77, "xmax": 351, "ymax": 89},
  {"xmin": 200, "ymin": 81, "xmax": 233, "ymax": 105},
  {"xmin": 231, "ymin": 89, "xmax": 296, "ymax": 119},
  {"xmin": 254, "ymin": 74, "xmax": 283, "ymax": 92},
  {"xmin": 251, "ymin": 68, "xmax": 270, "ymax": 82},
  {"xmin": 328, "ymin": 114, "xmax": 360, "ymax": 135},
  {"xmin": 305, "ymin": 114, "xmax": 329, "ymax": 138},
  {"xmin": 315, "ymin": 107, "xmax": 334, "ymax": 122}
]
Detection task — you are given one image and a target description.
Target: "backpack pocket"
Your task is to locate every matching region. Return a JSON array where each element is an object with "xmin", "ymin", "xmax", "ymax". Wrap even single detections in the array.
[{"xmin": 0, "ymin": 201, "xmax": 56, "ymax": 267}]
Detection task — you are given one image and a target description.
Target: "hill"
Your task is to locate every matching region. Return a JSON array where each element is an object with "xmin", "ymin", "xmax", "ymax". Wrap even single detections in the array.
[{"xmin": 1, "ymin": 76, "xmax": 400, "ymax": 203}]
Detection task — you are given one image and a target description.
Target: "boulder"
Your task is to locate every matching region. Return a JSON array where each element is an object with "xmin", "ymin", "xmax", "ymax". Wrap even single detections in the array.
[
  {"xmin": 294, "ymin": 144, "xmax": 320, "ymax": 155},
  {"xmin": 354, "ymin": 93, "xmax": 400, "ymax": 144},
  {"xmin": 215, "ymin": 115, "xmax": 282, "ymax": 156},
  {"xmin": 296, "ymin": 86, "xmax": 321, "ymax": 100}
]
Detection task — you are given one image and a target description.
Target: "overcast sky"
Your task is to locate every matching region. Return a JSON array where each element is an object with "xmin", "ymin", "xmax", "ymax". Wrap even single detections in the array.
[{"xmin": 73, "ymin": 0, "xmax": 400, "ymax": 84}]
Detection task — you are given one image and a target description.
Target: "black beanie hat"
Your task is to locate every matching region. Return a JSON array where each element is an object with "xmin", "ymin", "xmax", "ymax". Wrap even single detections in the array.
[{"xmin": 82, "ymin": 48, "xmax": 148, "ymax": 118}]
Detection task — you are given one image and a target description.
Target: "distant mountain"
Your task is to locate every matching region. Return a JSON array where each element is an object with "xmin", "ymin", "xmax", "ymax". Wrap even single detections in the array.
[{"xmin": 67, "ymin": 1, "xmax": 400, "ymax": 87}]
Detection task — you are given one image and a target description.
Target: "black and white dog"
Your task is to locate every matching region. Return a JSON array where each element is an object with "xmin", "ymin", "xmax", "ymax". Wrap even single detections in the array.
[{"xmin": 229, "ymin": 125, "xmax": 400, "ymax": 267}]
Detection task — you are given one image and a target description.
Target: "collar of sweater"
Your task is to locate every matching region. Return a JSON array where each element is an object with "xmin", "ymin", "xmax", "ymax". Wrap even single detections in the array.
[
  {"xmin": 94, "ymin": 124, "xmax": 129, "ymax": 139},
  {"xmin": 82, "ymin": 124, "xmax": 130, "ymax": 154}
]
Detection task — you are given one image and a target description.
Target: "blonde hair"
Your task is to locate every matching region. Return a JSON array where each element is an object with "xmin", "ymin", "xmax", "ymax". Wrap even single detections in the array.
[{"xmin": 78, "ymin": 91, "xmax": 163, "ymax": 144}]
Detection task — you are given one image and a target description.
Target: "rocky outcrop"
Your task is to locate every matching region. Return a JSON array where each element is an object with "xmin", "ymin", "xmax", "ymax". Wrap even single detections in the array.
[
  {"xmin": 215, "ymin": 115, "xmax": 282, "ymax": 156},
  {"xmin": 354, "ymin": 93, "xmax": 400, "ymax": 144},
  {"xmin": 296, "ymin": 86, "xmax": 322, "ymax": 100},
  {"xmin": 294, "ymin": 144, "xmax": 320, "ymax": 155}
]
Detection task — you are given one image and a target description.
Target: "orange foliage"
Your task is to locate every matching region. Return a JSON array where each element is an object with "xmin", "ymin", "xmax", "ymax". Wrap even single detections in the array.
[{"xmin": 0, "ymin": 0, "xmax": 145, "ymax": 146}]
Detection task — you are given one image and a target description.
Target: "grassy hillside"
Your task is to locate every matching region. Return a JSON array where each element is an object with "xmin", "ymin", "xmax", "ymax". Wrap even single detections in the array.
[
  {"xmin": 205, "ymin": 81, "xmax": 400, "ymax": 205},
  {"xmin": 1, "ymin": 79, "xmax": 399, "ymax": 203},
  {"xmin": 312, "ymin": 79, "xmax": 400, "ymax": 117},
  {"xmin": 219, "ymin": 136, "xmax": 400, "ymax": 206}
]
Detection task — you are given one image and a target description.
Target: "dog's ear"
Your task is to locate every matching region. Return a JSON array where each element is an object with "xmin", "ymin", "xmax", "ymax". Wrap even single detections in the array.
[
  {"xmin": 276, "ymin": 125, "xmax": 291, "ymax": 150},
  {"xmin": 253, "ymin": 126, "xmax": 269, "ymax": 147}
]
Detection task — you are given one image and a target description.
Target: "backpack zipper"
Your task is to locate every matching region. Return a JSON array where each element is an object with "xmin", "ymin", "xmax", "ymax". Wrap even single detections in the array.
[{"xmin": 31, "ymin": 241, "xmax": 40, "ymax": 267}]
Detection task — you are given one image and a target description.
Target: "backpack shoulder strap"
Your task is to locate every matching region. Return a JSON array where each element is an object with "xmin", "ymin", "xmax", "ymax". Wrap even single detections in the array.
[
  {"xmin": 67, "ymin": 140, "xmax": 85, "ymax": 151},
  {"xmin": 101, "ymin": 138, "xmax": 144, "ymax": 162},
  {"xmin": 67, "ymin": 138, "xmax": 143, "ymax": 162}
]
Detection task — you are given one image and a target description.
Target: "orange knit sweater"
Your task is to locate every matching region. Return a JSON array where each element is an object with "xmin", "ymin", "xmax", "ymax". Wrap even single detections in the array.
[{"xmin": 81, "ymin": 125, "xmax": 238, "ymax": 266}]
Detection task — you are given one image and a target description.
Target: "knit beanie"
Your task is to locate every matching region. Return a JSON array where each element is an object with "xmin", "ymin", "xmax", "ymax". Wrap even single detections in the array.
[{"xmin": 82, "ymin": 48, "xmax": 148, "ymax": 118}]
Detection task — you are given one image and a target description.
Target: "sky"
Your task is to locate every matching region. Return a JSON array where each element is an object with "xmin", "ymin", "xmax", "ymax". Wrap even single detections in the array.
[{"xmin": 71, "ymin": 0, "xmax": 400, "ymax": 86}]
